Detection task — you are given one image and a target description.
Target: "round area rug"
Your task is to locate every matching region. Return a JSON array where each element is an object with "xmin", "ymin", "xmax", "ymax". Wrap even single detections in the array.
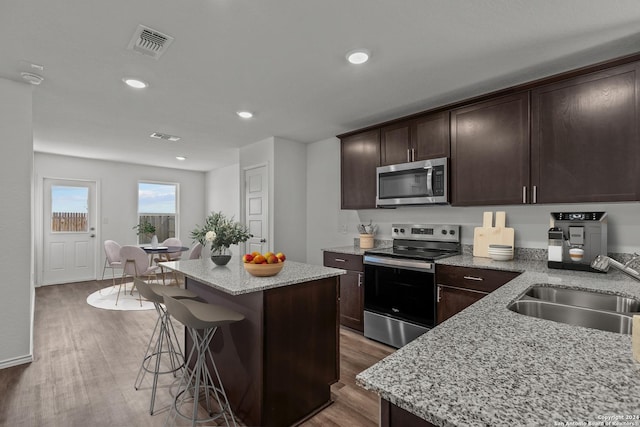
[{"xmin": 87, "ymin": 283, "xmax": 155, "ymax": 311}]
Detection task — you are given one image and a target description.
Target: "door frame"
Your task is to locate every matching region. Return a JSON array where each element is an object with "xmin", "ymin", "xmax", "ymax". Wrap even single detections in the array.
[{"xmin": 36, "ymin": 176, "xmax": 101, "ymax": 287}]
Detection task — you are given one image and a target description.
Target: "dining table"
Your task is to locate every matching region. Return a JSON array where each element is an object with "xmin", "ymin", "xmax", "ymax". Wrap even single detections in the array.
[{"xmin": 141, "ymin": 245, "xmax": 190, "ymax": 284}]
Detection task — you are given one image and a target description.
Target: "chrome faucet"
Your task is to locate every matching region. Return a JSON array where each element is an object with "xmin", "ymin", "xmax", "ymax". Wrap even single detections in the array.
[{"xmin": 591, "ymin": 253, "xmax": 640, "ymax": 282}]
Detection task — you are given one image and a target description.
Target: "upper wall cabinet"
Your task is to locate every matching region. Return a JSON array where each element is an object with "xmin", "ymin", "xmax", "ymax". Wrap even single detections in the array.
[
  {"xmin": 341, "ymin": 129, "xmax": 380, "ymax": 209},
  {"xmin": 450, "ymin": 92, "xmax": 530, "ymax": 206},
  {"xmin": 380, "ymin": 112, "xmax": 450, "ymax": 166},
  {"xmin": 531, "ymin": 62, "xmax": 640, "ymax": 203}
]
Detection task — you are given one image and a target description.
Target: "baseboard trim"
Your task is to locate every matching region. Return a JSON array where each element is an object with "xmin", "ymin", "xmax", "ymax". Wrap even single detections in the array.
[{"xmin": 0, "ymin": 354, "xmax": 33, "ymax": 370}]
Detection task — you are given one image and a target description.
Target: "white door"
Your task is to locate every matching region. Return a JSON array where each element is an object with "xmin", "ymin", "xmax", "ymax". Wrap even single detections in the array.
[
  {"xmin": 43, "ymin": 179, "xmax": 97, "ymax": 285},
  {"xmin": 244, "ymin": 165, "xmax": 269, "ymax": 254}
]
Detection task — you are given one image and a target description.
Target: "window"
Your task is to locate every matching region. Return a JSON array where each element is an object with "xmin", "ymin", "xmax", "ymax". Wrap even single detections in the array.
[
  {"xmin": 138, "ymin": 182, "xmax": 178, "ymax": 244},
  {"xmin": 51, "ymin": 185, "xmax": 89, "ymax": 232}
]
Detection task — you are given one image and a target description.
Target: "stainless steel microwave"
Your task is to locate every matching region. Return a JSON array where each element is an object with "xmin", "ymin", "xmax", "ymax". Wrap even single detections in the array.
[{"xmin": 376, "ymin": 157, "xmax": 448, "ymax": 207}]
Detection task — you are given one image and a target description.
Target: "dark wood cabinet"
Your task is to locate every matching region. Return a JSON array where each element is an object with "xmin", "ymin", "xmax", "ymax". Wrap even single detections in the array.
[
  {"xmin": 450, "ymin": 92, "xmax": 530, "ymax": 206},
  {"xmin": 340, "ymin": 129, "xmax": 380, "ymax": 209},
  {"xmin": 324, "ymin": 251, "xmax": 365, "ymax": 332},
  {"xmin": 436, "ymin": 264, "xmax": 519, "ymax": 324},
  {"xmin": 380, "ymin": 112, "xmax": 450, "ymax": 166},
  {"xmin": 531, "ymin": 62, "xmax": 640, "ymax": 203},
  {"xmin": 381, "ymin": 399, "xmax": 435, "ymax": 427}
]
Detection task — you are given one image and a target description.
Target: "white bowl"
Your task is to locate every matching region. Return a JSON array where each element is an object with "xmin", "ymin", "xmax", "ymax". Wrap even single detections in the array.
[
  {"xmin": 489, "ymin": 253, "xmax": 513, "ymax": 261},
  {"xmin": 489, "ymin": 244, "xmax": 513, "ymax": 249}
]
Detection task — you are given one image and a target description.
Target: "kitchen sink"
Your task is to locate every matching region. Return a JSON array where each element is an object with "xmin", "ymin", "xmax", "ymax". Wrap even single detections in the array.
[
  {"xmin": 524, "ymin": 285, "xmax": 640, "ymax": 313},
  {"xmin": 508, "ymin": 299, "xmax": 633, "ymax": 334},
  {"xmin": 508, "ymin": 285, "xmax": 639, "ymax": 334}
]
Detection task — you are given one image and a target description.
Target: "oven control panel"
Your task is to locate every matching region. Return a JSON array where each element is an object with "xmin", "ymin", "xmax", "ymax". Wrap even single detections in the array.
[{"xmin": 391, "ymin": 224, "xmax": 460, "ymax": 243}]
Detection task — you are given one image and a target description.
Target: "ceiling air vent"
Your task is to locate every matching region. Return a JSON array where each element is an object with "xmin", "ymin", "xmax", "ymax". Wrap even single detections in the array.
[
  {"xmin": 150, "ymin": 132, "xmax": 181, "ymax": 142},
  {"xmin": 127, "ymin": 25, "xmax": 174, "ymax": 60}
]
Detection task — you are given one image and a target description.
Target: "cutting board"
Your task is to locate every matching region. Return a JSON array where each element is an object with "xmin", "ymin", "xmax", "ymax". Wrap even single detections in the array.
[
  {"xmin": 473, "ymin": 211, "xmax": 493, "ymax": 257},
  {"xmin": 486, "ymin": 211, "xmax": 515, "ymax": 250}
]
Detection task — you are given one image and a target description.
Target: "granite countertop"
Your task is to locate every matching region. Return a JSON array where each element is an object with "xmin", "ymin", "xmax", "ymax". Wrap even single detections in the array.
[
  {"xmin": 160, "ymin": 258, "xmax": 345, "ymax": 295},
  {"xmin": 323, "ymin": 242, "xmax": 392, "ymax": 256},
  {"xmin": 357, "ymin": 256, "xmax": 640, "ymax": 426}
]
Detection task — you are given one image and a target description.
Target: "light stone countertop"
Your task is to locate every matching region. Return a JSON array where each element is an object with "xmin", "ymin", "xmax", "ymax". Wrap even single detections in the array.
[
  {"xmin": 323, "ymin": 242, "xmax": 393, "ymax": 256},
  {"xmin": 357, "ymin": 256, "xmax": 640, "ymax": 427},
  {"xmin": 160, "ymin": 258, "xmax": 345, "ymax": 295}
]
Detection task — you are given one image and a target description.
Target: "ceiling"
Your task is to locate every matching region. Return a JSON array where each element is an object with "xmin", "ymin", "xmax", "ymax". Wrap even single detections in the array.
[{"xmin": 2, "ymin": 0, "xmax": 640, "ymax": 172}]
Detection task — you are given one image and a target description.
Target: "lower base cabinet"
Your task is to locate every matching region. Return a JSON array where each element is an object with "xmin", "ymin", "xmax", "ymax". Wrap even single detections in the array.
[
  {"xmin": 380, "ymin": 399, "xmax": 436, "ymax": 427},
  {"xmin": 436, "ymin": 264, "xmax": 520, "ymax": 324},
  {"xmin": 323, "ymin": 251, "xmax": 364, "ymax": 332}
]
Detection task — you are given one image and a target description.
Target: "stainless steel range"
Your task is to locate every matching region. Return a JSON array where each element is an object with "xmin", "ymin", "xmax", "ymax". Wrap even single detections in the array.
[{"xmin": 363, "ymin": 223, "xmax": 461, "ymax": 348}]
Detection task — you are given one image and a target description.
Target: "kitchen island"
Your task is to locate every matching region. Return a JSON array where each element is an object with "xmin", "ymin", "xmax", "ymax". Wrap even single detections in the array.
[
  {"xmin": 160, "ymin": 258, "xmax": 345, "ymax": 427},
  {"xmin": 357, "ymin": 255, "xmax": 640, "ymax": 426}
]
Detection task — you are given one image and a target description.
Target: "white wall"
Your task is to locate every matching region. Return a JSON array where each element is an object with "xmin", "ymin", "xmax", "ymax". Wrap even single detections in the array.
[
  {"xmin": 306, "ymin": 137, "xmax": 640, "ymax": 265},
  {"xmin": 34, "ymin": 153, "xmax": 206, "ymax": 283},
  {"xmin": 306, "ymin": 137, "xmax": 358, "ymax": 265},
  {"xmin": 0, "ymin": 78, "xmax": 34, "ymax": 368},
  {"xmin": 274, "ymin": 138, "xmax": 307, "ymax": 262},
  {"xmin": 205, "ymin": 162, "xmax": 241, "ymax": 256}
]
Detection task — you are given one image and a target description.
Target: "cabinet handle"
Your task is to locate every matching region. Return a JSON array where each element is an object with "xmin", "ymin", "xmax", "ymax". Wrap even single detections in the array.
[
  {"xmin": 522, "ymin": 186, "xmax": 527, "ymax": 204},
  {"xmin": 411, "ymin": 148, "xmax": 415, "ymax": 162},
  {"xmin": 533, "ymin": 185, "xmax": 537, "ymax": 204},
  {"xmin": 334, "ymin": 258, "xmax": 346, "ymax": 263},
  {"xmin": 437, "ymin": 286, "xmax": 442, "ymax": 302},
  {"xmin": 407, "ymin": 149, "xmax": 411, "ymax": 163},
  {"xmin": 463, "ymin": 275, "xmax": 484, "ymax": 281},
  {"xmin": 357, "ymin": 273, "xmax": 362, "ymax": 287}
]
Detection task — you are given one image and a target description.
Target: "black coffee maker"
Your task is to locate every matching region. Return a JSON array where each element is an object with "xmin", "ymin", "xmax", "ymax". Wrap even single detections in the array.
[{"xmin": 547, "ymin": 212, "xmax": 608, "ymax": 273}]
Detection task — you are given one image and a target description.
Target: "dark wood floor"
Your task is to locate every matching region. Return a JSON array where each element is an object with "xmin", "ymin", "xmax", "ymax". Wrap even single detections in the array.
[{"xmin": 0, "ymin": 280, "xmax": 393, "ymax": 426}]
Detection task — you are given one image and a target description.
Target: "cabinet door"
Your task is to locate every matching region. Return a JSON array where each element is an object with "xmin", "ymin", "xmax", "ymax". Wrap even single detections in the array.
[
  {"xmin": 340, "ymin": 271, "xmax": 364, "ymax": 331},
  {"xmin": 531, "ymin": 62, "xmax": 640, "ymax": 203},
  {"xmin": 380, "ymin": 122, "xmax": 411, "ymax": 166},
  {"xmin": 341, "ymin": 129, "xmax": 380, "ymax": 209},
  {"xmin": 411, "ymin": 111, "xmax": 450, "ymax": 161},
  {"xmin": 436, "ymin": 285, "xmax": 487, "ymax": 324},
  {"xmin": 451, "ymin": 92, "xmax": 530, "ymax": 206}
]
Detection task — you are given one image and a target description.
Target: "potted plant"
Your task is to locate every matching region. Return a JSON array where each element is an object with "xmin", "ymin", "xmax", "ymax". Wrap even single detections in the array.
[
  {"xmin": 190, "ymin": 212, "xmax": 252, "ymax": 265},
  {"xmin": 133, "ymin": 221, "xmax": 157, "ymax": 247}
]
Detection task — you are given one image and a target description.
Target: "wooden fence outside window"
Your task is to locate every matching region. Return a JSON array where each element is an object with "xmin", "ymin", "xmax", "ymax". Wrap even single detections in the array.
[{"xmin": 51, "ymin": 212, "xmax": 88, "ymax": 232}]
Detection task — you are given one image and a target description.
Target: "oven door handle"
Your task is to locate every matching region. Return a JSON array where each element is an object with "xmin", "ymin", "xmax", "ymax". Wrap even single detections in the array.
[{"xmin": 364, "ymin": 255, "xmax": 433, "ymax": 272}]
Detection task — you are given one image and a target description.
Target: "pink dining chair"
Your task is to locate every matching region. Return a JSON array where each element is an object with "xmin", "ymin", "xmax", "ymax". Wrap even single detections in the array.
[
  {"xmin": 102, "ymin": 240, "xmax": 123, "ymax": 288},
  {"xmin": 188, "ymin": 242, "xmax": 203, "ymax": 260},
  {"xmin": 155, "ymin": 237, "xmax": 183, "ymax": 284},
  {"xmin": 119, "ymin": 245, "xmax": 160, "ymax": 306}
]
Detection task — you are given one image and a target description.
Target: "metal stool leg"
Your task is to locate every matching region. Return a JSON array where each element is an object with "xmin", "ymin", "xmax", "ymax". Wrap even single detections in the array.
[
  {"xmin": 166, "ymin": 325, "xmax": 237, "ymax": 427},
  {"xmin": 134, "ymin": 302, "xmax": 185, "ymax": 415}
]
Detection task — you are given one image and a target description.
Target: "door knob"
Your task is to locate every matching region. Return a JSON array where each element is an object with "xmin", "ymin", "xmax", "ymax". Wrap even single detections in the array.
[{"xmin": 90, "ymin": 234, "xmax": 96, "ymax": 238}]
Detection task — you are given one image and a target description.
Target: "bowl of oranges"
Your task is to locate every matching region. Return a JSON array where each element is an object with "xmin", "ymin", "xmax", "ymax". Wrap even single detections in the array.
[{"xmin": 243, "ymin": 251, "xmax": 286, "ymax": 277}]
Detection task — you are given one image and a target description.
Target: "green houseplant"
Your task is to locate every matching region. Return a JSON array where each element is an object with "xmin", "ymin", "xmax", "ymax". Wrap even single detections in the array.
[
  {"xmin": 133, "ymin": 221, "xmax": 157, "ymax": 246},
  {"xmin": 190, "ymin": 212, "xmax": 252, "ymax": 265}
]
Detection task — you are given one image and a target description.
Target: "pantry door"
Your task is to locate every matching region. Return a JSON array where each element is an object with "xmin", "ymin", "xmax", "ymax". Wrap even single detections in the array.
[
  {"xmin": 244, "ymin": 165, "xmax": 269, "ymax": 254},
  {"xmin": 42, "ymin": 179, "xmax": 98, "ymax": 285}
]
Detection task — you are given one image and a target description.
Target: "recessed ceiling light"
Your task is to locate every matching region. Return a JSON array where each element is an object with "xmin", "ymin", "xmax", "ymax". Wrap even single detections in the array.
[
  {"xmin": 237, "ymin": 111, "xmax": 253, "ymax": 119},
  {"xmin": 123, "ymin": 77, "xmax": 148, "ymax": 89},
  {"xmin": 176, "ymin": 156, "xmax": 186, "ymax": 161},
  {"xmin": 346, "ymin": 49, "xmax": 370, "ymax": 65}
]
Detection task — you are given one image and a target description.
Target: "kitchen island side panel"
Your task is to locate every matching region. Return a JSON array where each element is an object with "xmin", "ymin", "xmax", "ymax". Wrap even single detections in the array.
[
  {"xmin": 185, "ymin": 275, "xmax": 339, "ymax": 427},
  {"xmin": 185, "ymin": 276, "xmax": 265, "ymax": 426}
]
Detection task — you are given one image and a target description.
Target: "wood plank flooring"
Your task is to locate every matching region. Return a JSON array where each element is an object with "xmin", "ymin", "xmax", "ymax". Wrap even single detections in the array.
[{"xmin": 0, "ymin": 280, "xmax": 394, "ymax": 427}]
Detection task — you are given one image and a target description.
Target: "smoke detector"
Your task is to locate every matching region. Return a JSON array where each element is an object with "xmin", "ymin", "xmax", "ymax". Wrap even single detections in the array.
[
  {"xmin": 21, "ymin": 72, "xmax": 44, "ymax": 85},
  {"xmin": 127, "ymin": 24, "xmax": 174, "ymax": 60},
  {"xmin": 150, "ymin": 132, "xmax": 181, "ymax": 142}
]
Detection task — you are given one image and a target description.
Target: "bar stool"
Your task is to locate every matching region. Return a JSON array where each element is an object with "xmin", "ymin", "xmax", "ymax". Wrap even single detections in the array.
[
  {"xmin": 163, "ymin": 295, "xmax": 244, "ymax": 427},
  {"xmin": 132, "ymin": 278, "xmax": 200, "ymax": 415}
]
